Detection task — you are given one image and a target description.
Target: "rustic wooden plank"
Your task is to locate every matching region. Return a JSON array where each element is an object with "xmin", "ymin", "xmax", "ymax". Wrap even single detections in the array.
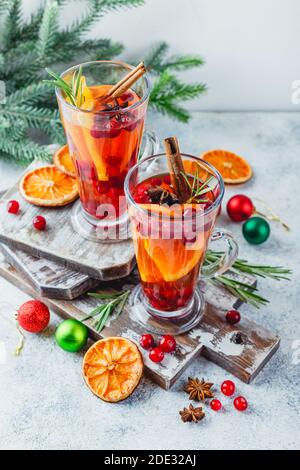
[
  {"xmin": 0, "ymin": 252, "xmax": 279, "ymax": 389},
  {"xmin": 0, "ymin": 162, "xmax": 135, "ymax": 281},
  {"xmin": 0, "ymin": 243, "xmax": 100, "ymax": 300}
]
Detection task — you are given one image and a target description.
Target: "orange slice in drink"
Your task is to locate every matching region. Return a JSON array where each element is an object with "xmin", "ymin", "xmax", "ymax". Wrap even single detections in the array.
[
  {"xmin": 201, "ymin": 149, "xmax": 253, "ymax": 184},
  {"xmin": 20, "ymin": 165, "xmax": 78, "ymax": 207},
  {"xmin": 141, "ymin": 238, "xmax": 204, "ymax": 283},
  {"xmin": 53, "ymin": 145, "xmax": 76, "ymax": 177},
  {"xmin": 83, "ymin": 337, "xmax": 143, "ymax": 403}
]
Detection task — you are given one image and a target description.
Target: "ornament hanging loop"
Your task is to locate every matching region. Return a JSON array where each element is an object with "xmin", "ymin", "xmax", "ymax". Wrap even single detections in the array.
[{"xmin": 252, "ymin": 197, "xmax": 290, "ymax": 232}]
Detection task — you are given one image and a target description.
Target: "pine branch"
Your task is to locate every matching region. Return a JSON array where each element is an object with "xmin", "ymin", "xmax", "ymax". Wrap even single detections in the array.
[
  {"xmin": 150, "ymin": 70, "xmax": 207, "ymax": 122},
  {"xmin": 37, "ymin": 0, "xmax": 59, "ymax": 60},
  {"xmin": 6, "ymin": 82, "xmax": 54, "ymax": 106},
  {"xmin": 0, "ymin": 136, "xmax": 51, "ymax": 163},
  {"xmin": 146, "ymin": 42, "xmax": 204, "ymax": 74},
  {"xmin": 3, "ymin": 104, "xmax": 60, "ymax": 130},
  {"xmin": 1, "ymin": 0, "xmax": 23, "ymax": 50}
]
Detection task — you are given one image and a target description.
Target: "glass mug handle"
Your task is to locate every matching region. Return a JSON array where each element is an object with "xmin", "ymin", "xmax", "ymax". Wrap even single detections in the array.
[
  {"xmin": 201, "ymin": 228, "xmax": 239, "ymax": 278},
  {"xmin": 139, "ymin": 130, "xmax": 160, "ymax": 160}
]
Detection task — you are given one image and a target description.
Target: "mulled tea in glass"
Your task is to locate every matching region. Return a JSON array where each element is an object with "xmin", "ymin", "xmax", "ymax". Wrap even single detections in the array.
[
  {"xmin": 56, "ymin": 60, "xmax": 151, "ymax": 241},
  {"xmin": 125, "ymin": 153, "xmax": 239, "ymax": 335}
]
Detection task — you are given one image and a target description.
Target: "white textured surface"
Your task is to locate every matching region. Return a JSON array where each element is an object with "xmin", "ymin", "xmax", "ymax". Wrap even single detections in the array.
[{"xmin": 0, "ymin": 112, "xmax": 300, "ymax": 450}]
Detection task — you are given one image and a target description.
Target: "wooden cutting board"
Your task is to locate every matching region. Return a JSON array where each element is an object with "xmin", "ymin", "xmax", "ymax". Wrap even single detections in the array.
[
  {"xmin": 0, "ymin": 162, "xmax": 135, "ymax": 281},
  {"xmin": 0, "ymin": 251, "xmax": 280, "ymax": 389}
]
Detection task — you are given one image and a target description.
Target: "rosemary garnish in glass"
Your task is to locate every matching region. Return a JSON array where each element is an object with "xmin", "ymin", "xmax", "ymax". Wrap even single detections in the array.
[
  {"xmin": 82, "ymin": 289, "xmax": 130, "ymax": 333},
  {"xmin": 44, "ymin": 67, "xmax": 84, "ymax": 107},
  {"xmin": 181, "ymin": 165, "xmax": 216, "ymax": 203}
]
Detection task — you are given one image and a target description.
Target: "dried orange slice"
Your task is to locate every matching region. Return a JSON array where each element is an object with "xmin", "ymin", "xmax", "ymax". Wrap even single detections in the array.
[
  {"xmin": 201, "ymin": 149, "xmax": 253, "ymax": 184},
  {"xmin": 53, "ymin": 145, "xmax": 76, "ymax": 177},
  {"xmin": 83, "ymin": 337, "xmax": 143, "ymax": 402},
  {"xmin": 20, "ymin": 165, "xmax": 78, "ymax": 207}
]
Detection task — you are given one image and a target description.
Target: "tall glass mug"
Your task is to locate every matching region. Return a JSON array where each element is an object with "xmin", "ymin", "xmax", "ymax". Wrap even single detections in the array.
[
  {"xmin": 56, "ymin": 60, "xmax": 152, "ymax": 241},
  {"xmin": 125, "ymin": 153, "xmax": 239, "ymax": 335}
]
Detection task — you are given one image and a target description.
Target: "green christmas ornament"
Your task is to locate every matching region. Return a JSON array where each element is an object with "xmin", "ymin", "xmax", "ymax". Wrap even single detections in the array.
[
  {"xmin": 242, "ymin": 216, "xmax": 270, "ymax": 245},
  {"xmin": 55, "ymin": 319, "xmax": 88, "ymax": 352}
]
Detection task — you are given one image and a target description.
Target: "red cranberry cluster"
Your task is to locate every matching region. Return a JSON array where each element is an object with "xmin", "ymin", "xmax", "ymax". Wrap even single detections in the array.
[
  {"xmin": 7, "ymin": 200, "xmax": 47, "ymax": 231},
  {"xmin": 139, "ymin": 333, "xmax": 177, "ymax": 363},
  {"xmin": 210, "ymin": 380, "xmax": 248, "ymax": 412}
]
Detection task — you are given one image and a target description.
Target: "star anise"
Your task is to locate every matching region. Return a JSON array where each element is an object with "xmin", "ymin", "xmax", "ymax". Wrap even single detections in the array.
[
  {"xmin": 148, "ymin": 187, "xmax": 179, "ymax": 206},
  {"xmin": 184, "ymin": 377, "xmax": 214, "ymax": 402},
  {"xmin": 179, "ymin": 404, "xmax": 205, "ymax": 423}
]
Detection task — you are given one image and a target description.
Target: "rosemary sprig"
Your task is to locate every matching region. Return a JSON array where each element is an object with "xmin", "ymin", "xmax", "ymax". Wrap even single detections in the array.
[
  {"xmin": 82, "ymin": 289, "xmax": 130, "ymax": 333},
  {"xmin": 205, "ymin": 250, "xmax": 291, "ymax": 308},
  {"xmin": 181, "ymin": 166, "xmax": 216, "ymax": 203},
  {"xmin": 43, "ymin": 67, "xmax": 84, "ymax": 107}
]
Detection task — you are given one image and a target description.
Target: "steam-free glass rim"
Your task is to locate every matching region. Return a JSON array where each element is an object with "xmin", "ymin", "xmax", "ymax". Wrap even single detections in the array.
[
  {"xmin": 55, "ymin": 60, "xmax": 151, "ymax": 115},
  {"xmin": 124, "ymin": 153, "xmax": 225, "ymax": 220}
]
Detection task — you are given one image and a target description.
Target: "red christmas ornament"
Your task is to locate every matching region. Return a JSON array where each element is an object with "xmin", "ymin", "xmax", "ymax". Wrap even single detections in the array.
[
  {"xmin": 226, "ymin": 309, "xmax": 241, "ymax": 325},
  {"xmin": 17, "ymin": 300, "xmax": 50, "ymax": 333},
  {"xmin": 234, "ymin": 396, "xmax": 248, "ymax": 411},
  {"xmin": 210, "ymin": 399, "xmax": 222, "ymax": 411},
  {"xmin": 159, "ymin": 335, "xmax": 177, "ymax": 353},
  {"xmin": 227, "ymin": 195, "xmax": 254, "ymax": 222},
  {"xmin": 7, "ymin": 200, "xmax": 20, "ymax": 214},
  {"xmin": 221, "ymin": 380, "xmax": 236, "ymax": 396},
  {"xmin": 140, "ymin": 334, "xmax": 154, "ymax": 350},
  {"xmin": 33, "ymin": 215, "xmax": 46, "ymax": 231},
  {"xmin": 149, "ymin": 347, "xmax": 164, "ymax": 363}
]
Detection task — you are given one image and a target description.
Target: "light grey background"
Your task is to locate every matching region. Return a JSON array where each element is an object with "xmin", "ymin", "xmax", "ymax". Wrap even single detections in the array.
[{"xmin": 22, "ymin": 0, "xmax": 300, "ymax": 111}]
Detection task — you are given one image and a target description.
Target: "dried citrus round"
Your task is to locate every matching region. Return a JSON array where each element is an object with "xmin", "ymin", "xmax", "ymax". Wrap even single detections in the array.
[
  {"xmin": 83, "ymin": 337, "xmax": 143, "ymax": 402},
  {"xmin": 201, "ymin": 149, "xmax": 253, "ymax": 184},
  {"xmin": 20, "ymin": 165, "xmax": 78, "ymax": 207},
  {"xmin": 53, "ymin": 144, "xmax": 76, "ymax": 177}
]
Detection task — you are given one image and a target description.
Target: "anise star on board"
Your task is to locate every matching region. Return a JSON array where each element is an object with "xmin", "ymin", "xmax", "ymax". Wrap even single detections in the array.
[
  {"xmin": 179, "ymin": 404, "xmax": 205, "ymax": 423},
  {"xmin": 184, "ymin": 377, "xmax": 214, "ymax": 402}
]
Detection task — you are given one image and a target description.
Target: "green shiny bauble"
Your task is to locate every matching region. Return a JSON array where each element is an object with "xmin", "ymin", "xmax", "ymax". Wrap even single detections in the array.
[
  {"xmin": 55, "ymin": 319, "xmax": 88, "ymax": 352},
  {"xmin": 242, "ymin": 216, "xmax": 270, "ymax": 245}
]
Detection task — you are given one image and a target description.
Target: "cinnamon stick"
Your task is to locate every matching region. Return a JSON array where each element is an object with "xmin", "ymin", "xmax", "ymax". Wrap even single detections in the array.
[
  {"xmin": 163, "ymin": 136, "xmax": 191, "ymax": 203},
  {"xmin": 104, "ymin": 62, "xmax": 146, "ymax": 100}
]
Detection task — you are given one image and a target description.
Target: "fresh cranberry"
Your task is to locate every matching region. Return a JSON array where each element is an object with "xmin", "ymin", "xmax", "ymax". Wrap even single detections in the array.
[
  {"xmin": 149, "ymin": 347, "xmax": 164, "ymax": 363},
  {"xmin": 140, "ymin": 334, "xmax": 154, "ymax": 350},
  {"xmin": 210, "ymin": 399, "xmax": 222, "ymax": 411},
  {"xmin": 119, "ymin": 114, "xmax": 137, "ymax": 132},
  {"xmin": 96, "ymin": 181, "xmax": 110, "ymax": 194},
  {"xmin": 110, "ymin": 172, "xmax": 126, "ymax": 189},
  {"xmin": 7, "ymin": 200, "xmax": 19, "ymax": 214},
  {"xmin": 221, "ymin": 380, "xmax": 235, "ymax": 396},
  {"xmin": 90, "ymin": 119, "xmax": 121, "ymax": 139},
  {"xmin": 120, "ymin": 91, "xmax": 134, "ymax": 102},
  {"xmin": 134, "ymin": 184, "xmax": 151, "ymax": 203},
  {"xmin": 226, "ymin": 309, "xmax": 241, "ymax": 325},
  {"xmin": 163, "ymin": 175, "xmax": 171, "ymax": 185},
  {"xmin": 150, "ymin": 177, "xmax": 163, "ymax": 187},
  {"xmin": 33, "ymin": 215, "xmax": 46, "ymax": 231},
  {"xmin": 233, "ymin": 396, "xmax": 248, "ymax": 411},
  {"xmin": 159, "ymin": 335, "xmax": 176, "ymax": 353}
]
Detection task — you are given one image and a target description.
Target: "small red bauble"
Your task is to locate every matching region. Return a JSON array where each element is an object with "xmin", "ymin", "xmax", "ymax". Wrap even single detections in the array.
[
  {"xmin": 227, "ymin": 195, "xmax": 254, "ymax": 222},
  {"xmin": 210, "ymin": 399, "xmax": 222, "ymax": 411},
  {"xmin": 159, "ymin": 335, "xmax": 177, "ymax": 353},
  {"xmin": 221, "ymin": 380, "xmax": 236, "ymax": 396},
  {"xmin": 226, "ymin": 309, "xmax": 241, "ymax": 325},
  {"xmin": 17, "ymin": 300, "xmax": 50, "ymax": 333},
  {"xmin": 234, "ymin": 396, "xmax": 248, "ymax": 411},
  {"xmin": 140, "ymin": 334, "xmax": 154, "ymax": 350},
  {"xmin": 149, "ymin": 347, "xmax": 164, "ymax": 363},
  {"xmin": 7, "ymin": 200, "xmax": 19, "ymax": 214},
  {"xmin": 33, "ymin": 215, "xmax": 46, "ymax": 231}
]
